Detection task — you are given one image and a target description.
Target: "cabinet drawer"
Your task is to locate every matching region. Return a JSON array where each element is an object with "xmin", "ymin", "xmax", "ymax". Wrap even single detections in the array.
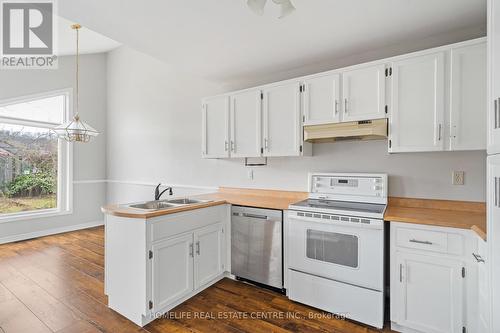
[
  {"xmin": 150, "ymin": 206, "xmax": 226, "ymax": 243},
  {"xmin": 395, "ymin": 226, "xmax": 464, "ymax": 255}
]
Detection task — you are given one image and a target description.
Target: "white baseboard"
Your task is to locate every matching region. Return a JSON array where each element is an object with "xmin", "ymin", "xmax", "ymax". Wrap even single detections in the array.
[{"xmin": 0, "ymin": 220, "xmax": 104, "ymax": 245}]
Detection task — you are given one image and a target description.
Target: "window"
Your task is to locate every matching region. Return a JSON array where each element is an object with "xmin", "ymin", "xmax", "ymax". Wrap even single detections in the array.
[{"xmin": 0, "ymin": 90, "xmax": 72, "ymax": 220}]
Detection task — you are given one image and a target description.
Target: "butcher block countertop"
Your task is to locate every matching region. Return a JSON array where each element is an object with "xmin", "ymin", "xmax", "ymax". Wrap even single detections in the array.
[
  {"xmin": 385, "ymin": 197, "xmax": 487, "ymax": 240},
  {"xmin": 102, "ymin": 188, "xmax": 486, "ymax": 239},
  {"xmin": 101, "ymin": 187, "xmax": 308, "ymax": 219}
]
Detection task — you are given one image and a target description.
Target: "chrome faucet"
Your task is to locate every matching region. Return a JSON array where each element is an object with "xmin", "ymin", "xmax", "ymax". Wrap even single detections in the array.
[{"xmin": 154, "ymin": 183, "xmax": 173, "ymax": 201}]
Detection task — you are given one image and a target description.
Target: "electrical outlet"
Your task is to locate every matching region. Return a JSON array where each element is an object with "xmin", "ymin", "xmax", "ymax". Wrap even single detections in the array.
[{"xmin": 452, "ymin": 171, "xmax": 465, "ymax": 185}]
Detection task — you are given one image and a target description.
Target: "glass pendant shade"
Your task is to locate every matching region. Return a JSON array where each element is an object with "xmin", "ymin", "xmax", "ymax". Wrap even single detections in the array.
[
  {"xmin": 247, "ymin": 0, "xmax": 267, "ymax": 15},
  {"xmin": 52, "ymin": 114, "xmax": 99, "ymax": 143},
  {"xmin": 52, "ymin": 24, "xmax": 99, "ymax": 143}
]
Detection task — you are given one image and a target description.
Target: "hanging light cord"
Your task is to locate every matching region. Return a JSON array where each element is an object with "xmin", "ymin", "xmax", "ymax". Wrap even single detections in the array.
[{"xmin": 73, "ymin": 24, "xmax": 80, "ymax": 120}]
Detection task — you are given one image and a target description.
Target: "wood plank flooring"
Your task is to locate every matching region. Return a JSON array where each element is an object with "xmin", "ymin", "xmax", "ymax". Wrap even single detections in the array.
[{"xmin": 0, "ymin": 227, "xmax": 395, "ymax": 333}]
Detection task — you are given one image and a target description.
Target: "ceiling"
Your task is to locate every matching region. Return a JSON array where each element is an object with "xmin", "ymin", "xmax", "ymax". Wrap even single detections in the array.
[
  {"xmin": 56, "ymin": 16, "xmax": 121, "ymax": 55},
  {"xmin": 58, "ymin": 0, "xmax": 486, "ymax": 87}
]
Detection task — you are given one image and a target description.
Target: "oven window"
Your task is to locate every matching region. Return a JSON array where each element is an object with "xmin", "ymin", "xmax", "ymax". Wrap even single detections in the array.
[{"xmin": 306, "ymin": 230, "xmax": 358, "ymax": 268}]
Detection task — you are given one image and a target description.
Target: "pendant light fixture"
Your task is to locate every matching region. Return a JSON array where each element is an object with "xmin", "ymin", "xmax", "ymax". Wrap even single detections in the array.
[
  {"xmin": 52, "ymin": 24, "xmax": 99, "ymax": 143},
  {"xmin": 247, "ymin": 0, "xmax": 296, "ymax": 18}
]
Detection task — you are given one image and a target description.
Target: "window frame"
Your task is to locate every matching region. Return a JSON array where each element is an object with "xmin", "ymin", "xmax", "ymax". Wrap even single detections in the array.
[{"xmin": 0, "ymin": 88, "xmax": 73, "ymax": 223}]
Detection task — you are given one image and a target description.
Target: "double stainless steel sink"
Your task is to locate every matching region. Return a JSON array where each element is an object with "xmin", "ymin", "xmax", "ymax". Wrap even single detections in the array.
[{"xmin": 125, "ymin": 198, "xmax": 212, "ymax": 211}]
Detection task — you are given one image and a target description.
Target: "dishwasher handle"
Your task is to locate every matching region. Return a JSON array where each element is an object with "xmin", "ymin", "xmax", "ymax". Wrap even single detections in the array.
[{"xmin": 242, "ymin": 213, "xmax": 268, "ymax": 220}]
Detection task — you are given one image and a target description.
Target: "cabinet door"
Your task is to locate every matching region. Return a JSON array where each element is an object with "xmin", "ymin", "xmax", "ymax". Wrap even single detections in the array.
[
  {"xmin": 342, "ymin": 64, "xmax": 386, "ymax": 122},
  {"xmin": 303, "ymin": 73, "xmax": 341, "ymax": 125},
  {"xmin": 390, "ymin": 52, "xmax": 445, "ymax": 152},
  {"xmin": 230, "ymin": 90, "xmax": 262, "ymax": 158},
  {"xmin": 202, "ymin": 96, "xmax": 230, "ymax": 158},
  {"xmin": 488, "ymin": 154, "xmax": 500, "ymax": 333},
  {"xmin": 394, "ymin": 252, "xmax": 464, "ymax": 333},
  {"xmin": 194, "ymin": 223, "xmax": 224, "ymax": 289},
  {"xmin": 475, "ymin": 236, "xmax": 491, "ymax": 333},
  {"xmin": 262, "ymin": 82, "xmax": 302, "ymax": 157},
  {"xmin": 151, "ymin": 233, "xmax": 194, "ymax": 311},
  {"xmin": 489, "ymin": 0, "xmax": 500, "ymax": 154},
  {"xmin": 450, "ymin": 42, "xmax": 487, "ymax": 151}
]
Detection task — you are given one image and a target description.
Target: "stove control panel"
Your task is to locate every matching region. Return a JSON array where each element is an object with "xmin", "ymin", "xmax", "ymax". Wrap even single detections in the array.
[{"xmin": 309, "ymin": 173, "xmax": 388, "ymax": 204}]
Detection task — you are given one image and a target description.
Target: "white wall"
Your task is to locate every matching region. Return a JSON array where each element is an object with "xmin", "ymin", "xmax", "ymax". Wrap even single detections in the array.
[
  {"xmin": 107, "ymin": 46, "xmax": 486, "ymax": 203},
  {"xmin": 0, "ymin": 54, "xmax": 107, "ymax": 243}
]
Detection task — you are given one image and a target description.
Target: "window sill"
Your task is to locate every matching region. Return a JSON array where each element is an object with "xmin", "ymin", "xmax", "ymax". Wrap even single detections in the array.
[{"xmin": 0, "ymin": 209, "xmax": 73, "ymax": 224}]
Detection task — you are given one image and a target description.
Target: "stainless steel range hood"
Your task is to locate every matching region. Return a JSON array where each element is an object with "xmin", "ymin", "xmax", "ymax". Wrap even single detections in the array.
[{"xmin": 304, "ymin": 118, "xmax": 388, "ymax": 143}]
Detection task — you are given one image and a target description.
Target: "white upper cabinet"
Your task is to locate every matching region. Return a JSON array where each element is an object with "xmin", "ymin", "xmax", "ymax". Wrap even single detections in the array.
[
  {"xmin": 230, "ymin": 89, "xmax": 262, "ymax": 158},
  {"xmin": 262, "ymin": 82, "xmax": 302, "ymax": 157},
  {"xmin": 450, "ymin": 42, "xmax": 487, "ymax": 151},
  {"xmin": 489, "ymin": 0, "xmax": 500, "ymax": 154},
  {"xmin": 202, "ymin": 38, "xmax": 486, "ymax": 157},
  {"xmin": 303, "ymin": 73, "xmax": 341, "ymax": 125},
  {"xmin": 342, "ymin": 64, "xmax": 386, "ymax": 122},
  {"xmin": 202, "ymin": 96, "xmax": 229, "ymax": 158},
  {"xmin": 389, "ymin": 52, "xmax": 445, "ymax": 152}
]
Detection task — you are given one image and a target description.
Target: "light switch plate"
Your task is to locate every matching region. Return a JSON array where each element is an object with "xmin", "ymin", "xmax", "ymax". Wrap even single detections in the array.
[{"xmin": 452, "ymin": 171, "xmax": 465, "ymax": 185}]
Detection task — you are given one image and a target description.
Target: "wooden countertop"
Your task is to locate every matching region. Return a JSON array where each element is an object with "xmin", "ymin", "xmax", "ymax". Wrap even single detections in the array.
[
  {"xmin": 101, "ymin": 187, "xmax": 308, "ymax": 219},
  {"xmin": 385, "ymin": 197, "xmax": 487, "ymax": 240},
  {"xmin": 102, "ymin": 188, "xmax": 487, "ymax": 240}
]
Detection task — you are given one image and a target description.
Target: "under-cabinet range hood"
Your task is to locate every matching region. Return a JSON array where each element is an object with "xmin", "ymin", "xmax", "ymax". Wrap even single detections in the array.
[{"xmin": 303, "ymin": 118, "xmax": 388, "ymax": 143}]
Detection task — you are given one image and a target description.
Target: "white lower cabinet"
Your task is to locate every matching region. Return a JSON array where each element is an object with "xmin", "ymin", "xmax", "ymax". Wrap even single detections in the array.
[
  {"xmin": 394, "ymin": 252, "xmax": 463, "ymax": 333},
  {"xmin": 473, "ymin": 234, "xmax": 490, "ymax": 333},
  {"xmin": 152, "ymin": 223, "xmax": 224, "ymax": 312},
  {"xmin": 151, "ymin": 233, "xmax": 194, "ymax": 311},
  {"xmin": 194, "ymin": 223, "xmax": 224, "ymax": 289},
  {"xmin": 105, "ymin": 205, "xmax": 229, "ymax": 327},
  {"xmin": 390, "ymin": 222, "xmax": 480, "ymax": 333}
]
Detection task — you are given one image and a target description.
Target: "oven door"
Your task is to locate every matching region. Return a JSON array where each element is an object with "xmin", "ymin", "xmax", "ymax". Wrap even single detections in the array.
[{"xmin": 287, "ymin": 211, "xmax": 384, "ymax": 291}]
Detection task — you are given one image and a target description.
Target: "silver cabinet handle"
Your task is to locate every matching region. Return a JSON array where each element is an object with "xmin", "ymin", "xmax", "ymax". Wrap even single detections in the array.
[
  {"xmin": 495, "ymin": 177, "xmax": 498, "ymax": 207},
  {"xmin": 196, "ymin": 241, "xmax": 200, "ymax": 255},
  {"xmin": 438, "ymin": 124, "xmax": 442, "ymax": 141},
  {"xmin": 230, "ymin": 140, "xmax": 235, "ymax": 152},
  {"xmin": 264, "ymin": 138, "xmax": 269, "ymax": 150},
  {"xmin": 344, "ymin": 98, "xmax": 348, "ymax": 114},
  {"xmin": 472, "ymin": 253, "xmax": 485, "ymax": 263},
  {"xmin": 335, "ymin": 100, "xmax": 339, "ymax": 115},
  {"xmin": 224, "ymin": 140, "xmax": 229, "ymax": 151},
  {"xmin": 495, "ymin": 99, "xmax": 499, "ymax": 129},
  {"xmin": 189, "ymin": 243, "xmax": 194, "ymax": 257},
  {"xmin": 399, "ymin": 264, "xmax": 403, "ymax": 283},
  {"xmin": 495, "ymin": 177, "xmax": 500, "ymax": 208},
  {"xmin": 409, "ymin": 239, "xmax": 433, "ymax": 245}
]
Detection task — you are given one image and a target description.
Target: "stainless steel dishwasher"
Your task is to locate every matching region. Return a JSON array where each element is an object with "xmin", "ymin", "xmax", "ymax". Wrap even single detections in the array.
[{"xmin": 231, "ymin": 206, "xmax": 283, "ymax": 289}]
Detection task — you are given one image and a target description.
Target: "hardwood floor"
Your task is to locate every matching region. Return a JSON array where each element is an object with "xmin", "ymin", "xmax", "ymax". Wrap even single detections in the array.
[{"xmin": 0, "ymin": 227, "xmax": 395, "ymax": 333}]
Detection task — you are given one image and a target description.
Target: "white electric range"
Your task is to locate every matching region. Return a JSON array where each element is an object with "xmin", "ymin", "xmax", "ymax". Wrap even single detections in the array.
[{"xmin": 287, "ymin": 173, "xmax": 387, "ymax": 329}]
